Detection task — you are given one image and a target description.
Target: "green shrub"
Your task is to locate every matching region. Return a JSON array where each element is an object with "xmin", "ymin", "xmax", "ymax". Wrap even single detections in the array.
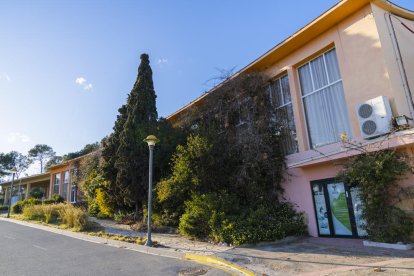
[
  {"xmin": 0, "ymin": 205, "xmax": 8, "ymax": 211},
  {"xmin": 12, "ymin": 198, "xmax": 41, "ymax": 214},
  {"xmin": 179, "ymin": 194, "xmax": 307, "ymax": 245},
  {"xmin": 219, "ymin": 203, "xmax": 307, "ymax": 245},
  {"xmin": 30, "ymin": 188, "xmax": 45, "ymax": 199},
  {"xmin": 88, "ymin": 200, "xmax": 100, "ymax": 216},
  {"xmin": 51, "ymin": 194, "xmax": 65, "ymax": 203},
  {"xmin": 179, "ymin": 194, "xmax": 215, "ymax": 239},
  {"xmin": 338, "ymin": 149, "xmax": 414, "ymax": 243},
  {"xmin": 95, "ymin": 188, "xmax": 113, "ymax": 218}
]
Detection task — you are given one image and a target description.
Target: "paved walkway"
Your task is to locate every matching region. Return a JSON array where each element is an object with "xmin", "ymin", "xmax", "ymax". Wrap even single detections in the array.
[{"xmin": 92, "ymin": 218, "xmax": 414, "ymax": 276}]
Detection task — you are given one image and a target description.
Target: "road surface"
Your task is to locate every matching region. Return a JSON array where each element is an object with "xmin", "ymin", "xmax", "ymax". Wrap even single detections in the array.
[{"xmin": 0, "ymin": 220, "xmax": 228, "ymax": 276}]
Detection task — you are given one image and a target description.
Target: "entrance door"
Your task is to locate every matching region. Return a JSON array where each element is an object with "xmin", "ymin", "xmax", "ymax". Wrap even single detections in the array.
[{"xmin": 311, "ymin": 179, "xmax": 367, "ymax": 238}]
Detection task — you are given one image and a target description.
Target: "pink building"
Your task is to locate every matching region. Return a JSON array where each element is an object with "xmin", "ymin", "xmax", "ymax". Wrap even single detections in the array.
[{"xmin": 167, "ymin": 0, "xmax": 414, "ymax": 238}]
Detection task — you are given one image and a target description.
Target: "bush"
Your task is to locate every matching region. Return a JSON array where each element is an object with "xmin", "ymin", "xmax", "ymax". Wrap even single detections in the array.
[
  {"xmin": 219, "ymin": 203, "xmax": 307, "ymax": 245},
  {"xmin": 12, "ymin": 198, "xmax": 41, "ymax": 214},
  {"xmin": 51, "ymin": 194, "xmax": 65, "ymax": 203},
  {"xmin": 22, "ymin": 203, "xmax": 89, "ymax": 230},
  {"xmin": 179, "ymin": 194, "xmax": 307, "ymax": 245},
  {"xmin": 338, "ymin": 149, "xmax": 414, "ymax": 243},
  {"xmin": 179, "ymin": 195, "xmax": 214, "ymax": 239},
  {"xmin": 23, "ymin": 204, "xmax": 47, "ymax": 221},
  {"xmin": 30, "ymin": 188, "xmax": 45, "ymax": 199},
  {"xmin": 95, "ymin": 188, "xmax": 113, "ymax": 218},
  {"xmin": 0, "ymin": 205, "xmax": 8, "ymax": 211},
  {"xmin": 88, "ymin": 199, "xmax": 100, "ymax": 216},
  {"xmin": 58, "ymin": 204, "xmax": 89, "ymax": 231}
]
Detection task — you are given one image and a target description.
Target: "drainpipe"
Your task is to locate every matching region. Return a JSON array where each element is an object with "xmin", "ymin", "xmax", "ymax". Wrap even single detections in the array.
[{"xmin": 384, "ymin": 12, "xmax": 414, "ymax": 120}]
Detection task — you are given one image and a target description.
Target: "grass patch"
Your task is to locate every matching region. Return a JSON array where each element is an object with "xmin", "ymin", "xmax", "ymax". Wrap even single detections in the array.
[
  {"xmin": 22, "ymin": 203, "xmax": 91, "ymax": 231},
  {"xmin": 86, "ymin": 231, "xmax": 161, "ymax": 246}
]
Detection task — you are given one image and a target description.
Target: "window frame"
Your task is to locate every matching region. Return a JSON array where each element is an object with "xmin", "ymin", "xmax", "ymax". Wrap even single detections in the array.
[
  {"xmin": 53, "ymin": 173, "xmax": 61, "ymax": 195},
  {"xmin": 268, "ymin": 73, "xmax": 298, "ymax": 155},
  {"xmin": 297, "ymin": 47, "xmax": 351, "ymax": 149}
]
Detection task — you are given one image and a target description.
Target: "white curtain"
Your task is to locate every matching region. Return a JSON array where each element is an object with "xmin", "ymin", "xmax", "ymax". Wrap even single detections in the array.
[{"xmin": 300, "ymin": 49, "xmax": 351, "ymax": 148}]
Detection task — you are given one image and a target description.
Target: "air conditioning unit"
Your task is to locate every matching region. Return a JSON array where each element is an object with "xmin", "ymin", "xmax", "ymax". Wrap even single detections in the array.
[{"xmin": 356, "ymin": 96, "xmax": 392, "ymax": 139}]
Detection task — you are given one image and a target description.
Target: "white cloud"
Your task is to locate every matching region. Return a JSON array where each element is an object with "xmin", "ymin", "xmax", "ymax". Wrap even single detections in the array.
[
  {"xmin": 84, "ymin": 83, "xmax": 93, "ymax": 90},
  {"xmin": 157, "ymin": 58, "xmax": 168, "ymax": 67},
  {"xmin": 0, "ymin": 73, "xmax": 11, "ymax": 82},
  {"xmin": 7, "ymin": 132, "xmax": 32, "ymax": 144},
  {"xmin": 75, "ymin": 77, "xmax": 86, "ymax": 85},
  {"xmin": 75, "ymin": 76, "xmax": 93, "ymax": 91}
]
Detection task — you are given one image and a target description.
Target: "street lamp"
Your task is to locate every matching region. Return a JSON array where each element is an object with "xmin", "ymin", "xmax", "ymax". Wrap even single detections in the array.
[
  {"xmin": 143, "ymin": 135, "xmax": 159, "ymax": 246},
  {"xmin": 7, "ymin": 168, "xmax": 17, "ymax": 218}
]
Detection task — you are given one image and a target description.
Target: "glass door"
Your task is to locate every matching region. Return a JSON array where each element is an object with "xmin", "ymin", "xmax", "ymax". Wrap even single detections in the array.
[
  {"xmin": 326, "ymin": 182, "xmax": 353, "ymax": 236},
  {"xmin": 311, "ymin": 179, "xmax": 366, "ymax": 238}
]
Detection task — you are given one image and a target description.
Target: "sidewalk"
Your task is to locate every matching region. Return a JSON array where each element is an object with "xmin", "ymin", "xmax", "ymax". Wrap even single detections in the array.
[
  {"xmin": 90, "ymin": 217, "xmax": 232, "ymax": 255},
  {"xmin": 93, "ymin": 218, "xmax": 414, "ymax": 276}
]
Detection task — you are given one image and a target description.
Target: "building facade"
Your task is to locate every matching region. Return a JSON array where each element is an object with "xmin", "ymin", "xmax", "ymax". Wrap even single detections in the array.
[
  {"xmin": 167, "ymin": 0, "xmax": 414, "ymax": 238},
  {"xmin": 0, "ymin": 156, "xmax": 86, "ymax": 205}
]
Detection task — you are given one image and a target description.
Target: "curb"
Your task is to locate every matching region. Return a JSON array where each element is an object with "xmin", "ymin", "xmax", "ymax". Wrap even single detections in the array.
[
  {"xmin": 184, "ymin": 254, "xmax": 256, "ymax": 276},
  {"xmin": 0, "ymin": 217, "xmax": 256, "ymax": 275}
]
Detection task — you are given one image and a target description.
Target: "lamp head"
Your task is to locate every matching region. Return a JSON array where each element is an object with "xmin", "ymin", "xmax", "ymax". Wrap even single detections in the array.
[
  {"xmin": 143, "ymin": 135, "xmax": 159, "ymax": 146},
  {"xmin": 10, "ymin": 167, "xmax": 17, "ymax": 174}
]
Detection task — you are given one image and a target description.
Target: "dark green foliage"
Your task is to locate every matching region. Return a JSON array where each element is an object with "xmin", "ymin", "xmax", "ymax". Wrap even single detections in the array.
[
  {"xmin": 63, "ymin": 142, "xmax": 100, "ymax": 161},
  {"xmin": 219, "ymin": 202, "xmax": 307, "ymax": 245},
  {"xmin": 179, "ymin": 194, "xmax": 215, "ymax": 239},
  {"xmin": 30, "ymin": 187, "xmax": 45, "ymax": 199},
  {"xmin": 338, "ymin": 149, "xmax": 414, "ymax": 243},
  {"xmin": 101, "ymin": 105, "xmax": 128, "ymax": 208},
  {"xmin": 114, "ymin": 54, "xmax": 158, "ymax": 216},
  {"xmin": 0, "ymin": 151, "xmax": 31, "ymax": 178},
  {"xmin": 12, "ymin": 198, "xmax": 41, "ymax": 214},
  {"xmin": 99, "ymin": 54, "xmax": 184, "ymax": 220},
  {"xmin": 0, "ymin": 205, "xmax": 8, "ymax": 211},
  {"xmin": 158, "ymin": 73, "xmax": 306, "ymax": 244},
  {"xmin": 156, "ymin": 134, "xmax": 214, "ymax": 224},
  {"xmin": 28, "ymin": 144, "xmax": 55, "ymax": 174},
  {"xmin": 45, "ymin": 156, "xmax": 64, "ymax": 170},
  {"xmin": 179, "ymin": 193, "xmax": 306, "ymax": 245}
]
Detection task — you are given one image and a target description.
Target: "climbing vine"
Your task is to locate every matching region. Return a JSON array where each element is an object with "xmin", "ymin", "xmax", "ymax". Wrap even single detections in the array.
[{"xmin": 338, "ymin": 149, "xmax": 414, "ymax": 243}]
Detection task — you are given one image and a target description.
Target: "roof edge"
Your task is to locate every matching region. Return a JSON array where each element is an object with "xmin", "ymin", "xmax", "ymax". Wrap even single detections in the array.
[{"xmin": 166, "ymin": 0, "xmax": 414, "ymax": 124}]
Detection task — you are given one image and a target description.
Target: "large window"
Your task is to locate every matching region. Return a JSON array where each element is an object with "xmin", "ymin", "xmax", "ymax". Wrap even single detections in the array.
[
  {"xmin": 62, "ymin": 171, "xmax": 69, "ymax": 200},
  {"xmin": 53, "ymin": 173, "xmax": 61, "ymax": 195},
  {"xmin": 298, "ymin": 48, "xmax": 351, "ymax": 148},
  {"xmin": 269, "ymin": 74, "xmax": 298, "ymax": 155}
]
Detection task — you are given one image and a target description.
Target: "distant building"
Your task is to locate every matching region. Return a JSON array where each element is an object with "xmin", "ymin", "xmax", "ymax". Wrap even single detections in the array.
[{"xmin": 0, "ymin": 153, "xmax": 93, "ymax": 205}]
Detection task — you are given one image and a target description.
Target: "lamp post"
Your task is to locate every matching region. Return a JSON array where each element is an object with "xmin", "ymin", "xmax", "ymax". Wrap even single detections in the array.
[
  {"xmin": 7, "ymin": 168, "xmax": 17, "ymax": 218},
  {"xmin": 143, "ymin": 135, "xmax": 159, "ymax": 246}
]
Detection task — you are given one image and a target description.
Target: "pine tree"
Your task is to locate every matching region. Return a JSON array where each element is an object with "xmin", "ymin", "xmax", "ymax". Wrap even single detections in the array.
[{"xmin": 114, "ymin": 53, "xmax": 158, "ymax": 218}]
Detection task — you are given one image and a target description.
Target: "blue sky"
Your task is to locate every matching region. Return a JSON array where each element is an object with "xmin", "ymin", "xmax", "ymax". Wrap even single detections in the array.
[{"xmin": 1, "ymin": 0, "xmax": 413, "ymax": 157}]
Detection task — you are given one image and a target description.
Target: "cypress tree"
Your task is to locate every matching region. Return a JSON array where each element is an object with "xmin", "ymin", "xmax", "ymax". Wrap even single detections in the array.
[
  {"xmin": 101, "ymin": 104, "xmax": 128, "ymax": 207},
  {"xmin": 114, "ymin": 53, "xmax": 158, "ymax": 218}
]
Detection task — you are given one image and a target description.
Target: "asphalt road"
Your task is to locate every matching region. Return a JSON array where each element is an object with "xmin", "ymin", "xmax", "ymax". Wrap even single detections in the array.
[{"xmin": 0, "ymin": 220, "xmax": 228, "ymax": 276}]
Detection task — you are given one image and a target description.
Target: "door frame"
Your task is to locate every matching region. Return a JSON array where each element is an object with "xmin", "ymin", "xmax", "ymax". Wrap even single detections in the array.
[{"xmin": 310, "ymin": 178, "xmax": 360, "ymax": 238}]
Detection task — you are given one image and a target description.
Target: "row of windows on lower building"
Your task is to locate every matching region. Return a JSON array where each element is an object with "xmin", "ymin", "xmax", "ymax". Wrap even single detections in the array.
[{"xmin": 53, "ymin": 171, "xmax": 77, "ymax": 203}]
